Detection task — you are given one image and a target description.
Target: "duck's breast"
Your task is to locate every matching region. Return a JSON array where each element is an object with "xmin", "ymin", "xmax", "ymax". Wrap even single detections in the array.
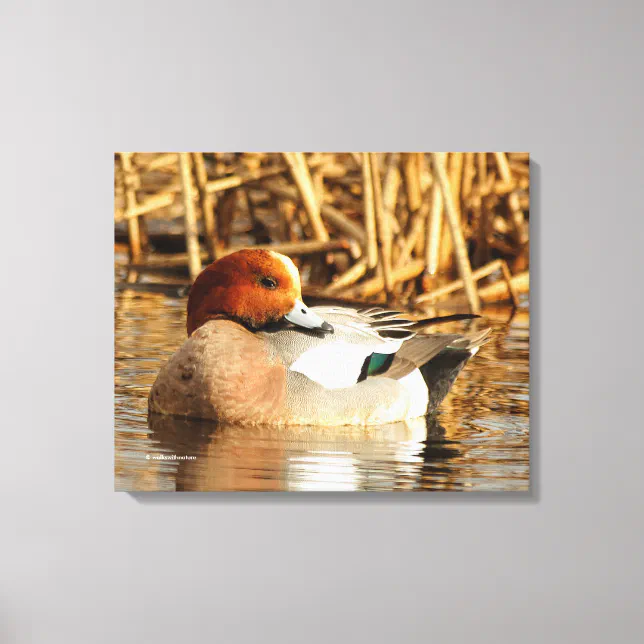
[{"xmin": 149, "ymin": 319, "xmax": 287, "ymax": 423}]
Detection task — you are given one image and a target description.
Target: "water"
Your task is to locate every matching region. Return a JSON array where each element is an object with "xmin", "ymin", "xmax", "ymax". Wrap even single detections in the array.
[{"xmin": 115, "ymin": 290, "xmax": 530, "ymax": 492}]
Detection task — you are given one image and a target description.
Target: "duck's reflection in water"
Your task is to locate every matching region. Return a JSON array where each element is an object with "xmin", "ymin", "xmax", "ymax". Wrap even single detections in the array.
[
  {"xmin": 116, "ymin": 294, "xmax": 528, "ymax": 492},
  {"xmin": 142, "ymin": 413, "xmax": 459, "ymax": 492}
]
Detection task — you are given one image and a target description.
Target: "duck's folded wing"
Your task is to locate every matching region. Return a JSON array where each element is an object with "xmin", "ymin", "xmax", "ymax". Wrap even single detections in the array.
[
  {"xmin": 367, "ymin": 334, "xmax": 460, "ymax": 381},
  {"xmin": 367, "ymin": 329, "xmax": 492, "ymax": 381}
]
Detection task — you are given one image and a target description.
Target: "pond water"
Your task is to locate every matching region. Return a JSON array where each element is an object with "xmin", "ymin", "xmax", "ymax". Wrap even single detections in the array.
[{"xmin": 115, "ymin": 290, "xmax": 529, "ymax": 492}]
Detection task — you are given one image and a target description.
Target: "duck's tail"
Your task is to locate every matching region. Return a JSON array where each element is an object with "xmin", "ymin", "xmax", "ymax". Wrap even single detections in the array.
[
  {"xmin": 357, "ymin": 308, "xmax": 492, "ymax": 411},
  {"xmin": 419, "ymin": 328, "xmax": 492, "ymax": 413}
]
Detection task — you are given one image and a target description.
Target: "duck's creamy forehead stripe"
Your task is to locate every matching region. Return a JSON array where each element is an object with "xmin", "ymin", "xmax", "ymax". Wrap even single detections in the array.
[{"xmin": 270, "ymin": 251, "xmax": 301, "ymax": 290}]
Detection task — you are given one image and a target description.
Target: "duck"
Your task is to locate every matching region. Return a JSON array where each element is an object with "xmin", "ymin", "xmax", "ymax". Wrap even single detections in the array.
[{"xmin": 148, "ymin": 248, "xmax": 490, "ymax": 426}]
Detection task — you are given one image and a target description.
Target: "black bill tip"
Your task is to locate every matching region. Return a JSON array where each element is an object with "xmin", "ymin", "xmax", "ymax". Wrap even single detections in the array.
[{"xmin": 320, "ymin": 321, "xmax": 334, "ymax": 333}]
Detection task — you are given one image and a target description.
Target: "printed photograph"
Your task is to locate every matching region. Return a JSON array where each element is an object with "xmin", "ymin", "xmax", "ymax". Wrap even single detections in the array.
[{"xmin": 115, "ymin": 153, "xmax": 530, "ymax": 491}]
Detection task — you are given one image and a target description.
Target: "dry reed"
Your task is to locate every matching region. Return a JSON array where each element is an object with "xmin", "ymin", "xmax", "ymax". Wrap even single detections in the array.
[{"xmin": 114, "ymin": 152, "xmax": 530, "ymax": 312}]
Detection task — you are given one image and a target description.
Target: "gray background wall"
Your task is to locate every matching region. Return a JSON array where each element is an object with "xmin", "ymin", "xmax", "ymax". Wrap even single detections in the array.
[{"xmin": 2, "ymin": 1, "xmax": 643, "ymax": 642}]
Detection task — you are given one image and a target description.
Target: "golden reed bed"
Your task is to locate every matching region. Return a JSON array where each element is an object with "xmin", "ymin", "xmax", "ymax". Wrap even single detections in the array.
[{"xmin": 114, "ymin": 152, "xmax": 529, "ymax": 314}]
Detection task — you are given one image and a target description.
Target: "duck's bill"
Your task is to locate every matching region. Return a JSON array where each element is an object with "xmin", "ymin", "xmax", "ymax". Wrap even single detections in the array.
[{"xmin": 285, "ymin": 300, "xmax": 334, "ymax": 333}]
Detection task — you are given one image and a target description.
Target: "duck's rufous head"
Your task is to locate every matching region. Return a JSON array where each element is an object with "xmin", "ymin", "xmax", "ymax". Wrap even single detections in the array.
[{"xmin": 186, "ymin": 249, "xmax": 334, "ymax": 336}]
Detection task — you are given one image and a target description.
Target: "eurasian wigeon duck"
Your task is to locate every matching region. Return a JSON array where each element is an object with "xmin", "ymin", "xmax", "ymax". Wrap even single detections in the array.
[{"xmin": 148, "ymin": 249, "xmax": 490, "ymax": 426}]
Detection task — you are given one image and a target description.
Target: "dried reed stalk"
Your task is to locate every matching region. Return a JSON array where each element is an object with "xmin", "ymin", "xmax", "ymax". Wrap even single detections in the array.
[
  {"xmin": 139, "ymin": 153, "xmax": 179, "ymax": 172},
  {"xmin": 361, "ymin": 153, "xmax": 379, "ymax": 269},
  {"xmin": 508, "ymin": 190, "xmax": 529, "ymax": 246},
  {"xmin": 129, "ymin": 240, "xmax": 357, "ymax": 271},
  {"xmin": 322, "ymin": 258, "xmax": 368, "ymax": 294},
  {"xmin": 395, "ymin": 197, "xmax": 429, "ymax": 270},
  {"xmin": 370, "ymin": 152, "xmax": 394, "ymax": 295},
  {"xmin": 430, "ymin": 153, "xmax": 481, "ymax": 314},
  {"xmin": 340, "ymin": 259, "xmax": 425, "ymax": 300},
  {"xmin": 318, "ymin": 160, "xmax": 347, "ymax": 178},
  {"xmin": 192, "ymin": 152, "xmax": 219, "ymax": 260},
  {"xmin": 127, "ymin": 253, "xmax": 210, "ymax": 269},
  {"xmin": 295, "ymin": 204, "xmax": 313, "ymax": 238},
  {"xmin": 382, "ymin": 153, "xmax": 401, "ymax": 235},
  {"xmin": 509, "ymin": 160, "xmax": 530, "ymax": 177},
  {"xmin": 122, "ymin": 192, "xmax": 175, "ymax": 219},
  {"xmin": 494, "ymin": 181, "xmax": 517, "ymax": 195},
  {"xmin": 225, "ymin": 239, "xmax": 353, "ymax": 258},
  {"xmin": 477, "ymin": 153, "xmax": 488, "ymax": 193},
  {"xmin": 403, "ymin": 153, "xmax": 422, "ymax": 214},
  {"xmin": 497, "ymin": 258, "xmax": 521, "ymax": 307},
  {"xmin": 462, "ymin": 152, "xmax": 475, "ymax": 202},
  {"xmin": 283, "ymin": 152, "xmax": 329, "ymax": 242},
  {"xmin": 418, "ymin": 153, "xmax": 432, "ymax": 194},
  {"xmin": 449, "ymin": 153, "xmax": 464, "ymax": 215},
  {"xmin": 479, "ymin": 271, "xmax": 528, "ymax": 303},
  {"xmin": 312, "ymin": 166, "xmax": 325, "ymax": 205},
  {"xmin": 278, "ymin": 199, "xmax": 299, "ymax": 242},
  {"xmin": 120, "ymin": 153, "xmax": 142, "ymax": 283},
  {"xmin": 120, "ymin": 153, "xmax": 141, "ymax": 260},
  {"xmin": 482, "ymin": 172, "xmax": 497, "ymax": 196},
  {"xmin": 204, "ymin": 162, "xmax": 304, "ymax": 194},
  {"xmin": 424, "ymin": 152, "xmax": 446, "ymax": 276},
  {"xmin": 178, "ymin": 153, "xmax": 202, "ymax": 280},
  {"xmin": 263, "ymin": 179, "xmax": 366, "ymax": 245},
  {"xmin": 415, "ymin": 259, "xmax": 520, "ymax": 308},
  {"xmin": 437, "ymin": 153, "xmax": 463, "ymax": 269},
  {"xmin": 413, "ymin": 206, "xmax": 426, "ymax": 259},
  {"xmin": 473, "ymin": 194, "xmax": 488, "ymax": 266},
  {"xmin": 494, "ymin": 152, "xmax": 513, "ymax": 184}
]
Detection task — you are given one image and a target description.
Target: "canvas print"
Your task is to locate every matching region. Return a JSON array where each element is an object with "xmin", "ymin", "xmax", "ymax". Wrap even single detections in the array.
[{"xmin": 115, "ymin": 153, "xmax": 530, "ymax": 492}]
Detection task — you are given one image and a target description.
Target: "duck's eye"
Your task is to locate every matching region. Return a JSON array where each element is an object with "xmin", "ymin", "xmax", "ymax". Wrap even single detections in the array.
[{"xmin": 260, "ymin": 276, "xmax": 278, "ymax": 290}]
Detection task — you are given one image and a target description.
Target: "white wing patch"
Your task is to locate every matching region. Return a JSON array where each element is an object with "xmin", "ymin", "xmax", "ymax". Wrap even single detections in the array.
[{"xmin": 289, "ymin": 341, "xmax": 373, "ymax": 389}]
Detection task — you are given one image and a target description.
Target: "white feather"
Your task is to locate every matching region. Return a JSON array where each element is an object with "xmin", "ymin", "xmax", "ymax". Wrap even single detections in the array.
[
  {"xmin": 398, "ymin": 369, "xmax": 430, "ymax": 418},
  {"xmin": 290, "ymin": 341, "xmax": 373, "ymax": 389}
]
